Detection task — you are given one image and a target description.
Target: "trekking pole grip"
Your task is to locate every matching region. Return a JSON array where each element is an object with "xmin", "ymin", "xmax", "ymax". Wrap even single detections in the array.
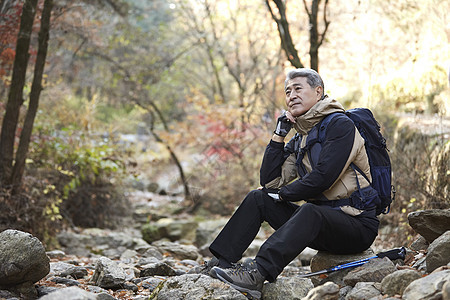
[{"xmin": 376, "ymin": 247, "xmax": 406, "ymax": 261}]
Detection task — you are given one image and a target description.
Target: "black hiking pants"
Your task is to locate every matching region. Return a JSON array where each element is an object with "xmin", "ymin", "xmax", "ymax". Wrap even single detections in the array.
[{"xmin": 209, "ymin": 189, "xmax": 379, "ymax": 282}]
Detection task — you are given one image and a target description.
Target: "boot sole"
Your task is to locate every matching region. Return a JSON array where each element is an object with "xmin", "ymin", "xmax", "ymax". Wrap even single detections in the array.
[
  {"xmin": 209, "ymin": 268, "xmax": 218, "ymax": 279},
  {"xmin": 216, "ymin": 273, "xmax": 261, "ymax": 300}
]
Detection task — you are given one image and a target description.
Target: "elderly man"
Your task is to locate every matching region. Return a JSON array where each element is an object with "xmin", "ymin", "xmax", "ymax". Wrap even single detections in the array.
[{"xmin": 201, "ymin": 68, "xmax": 380, "ymax": 300}]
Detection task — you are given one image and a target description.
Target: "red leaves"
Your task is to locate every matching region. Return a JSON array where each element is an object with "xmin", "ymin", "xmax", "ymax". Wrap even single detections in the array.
[
  {"xmin": 0, "ymin": 2, "xmax": 21, "ymax": 80},
  {"xmin": 0, "ymin": 0, "xmax": 47, "ymax": 80}
]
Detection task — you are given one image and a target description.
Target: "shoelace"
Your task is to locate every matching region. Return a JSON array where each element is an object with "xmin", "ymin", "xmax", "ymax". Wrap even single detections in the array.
[{"xmin": 228, "ymin": 262, "xmax": 258, "ymax": 278}]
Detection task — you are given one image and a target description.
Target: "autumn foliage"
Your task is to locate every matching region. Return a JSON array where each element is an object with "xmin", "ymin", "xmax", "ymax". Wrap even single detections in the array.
[{"xmin": 0, "ymin": 3, "xmax": 22, "ymax": 80}]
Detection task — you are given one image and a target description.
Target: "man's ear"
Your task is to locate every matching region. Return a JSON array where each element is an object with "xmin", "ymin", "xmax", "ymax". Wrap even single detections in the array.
[{"xmin": 316, "ymin": 86, "xmax": 323, "ymax": 100}]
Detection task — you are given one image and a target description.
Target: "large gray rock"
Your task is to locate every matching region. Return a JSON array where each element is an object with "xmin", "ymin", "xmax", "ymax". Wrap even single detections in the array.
[
  {"xmin": 150, "ymin": 274, "xmax": 247, "ymax": 299},
  {"xmin": 308, "ymin": 250, "xmax": 374, "ymax": 287},
  {"xmin": 48, "ymin": 262, "xmax": 88, "ymax": 279},
  {"xmin": 152, "ymin": 240, "xmax": 199, "ymax": 260},
  {"xmin": 140, "ymin": 245, "xmax": 164, "ymax": 260},
  {"xmin": 39, "ymin": 286, "xmax": 97, "ymax": 300},
  {"xmin": 139, "ymin": 261, "xmax": 177, "ymax": 277},
  {"xmin": 195, "ymin": 219, "xmax": 227, "ymax": 247},
  {"xmin": 403, "ymin": 269, "xmax": 450, "ymax": 300},
  {"xmin": 408, "ymin": 209, "xmax": 450, "ymax": 243},
  {"xmin": 262, "ymin": 277, "xmax": 314, "ymax": 299},
  {"xmin": 91, "ymin": 257, "xmax": 126, "ymax": 289},
  {"xmin": 0, "ymin": 229, "xmax": 50, "ymax": 286},
  {"xmin": 343, "ymin": 257, "xmax": 397, "ymax": 287},
  {"xmin": 409, "ymin": 235, "xmax": 429, "ymax": 251},
  {"xmin": 426, "ymin": 230, "xmax": 450, "ymax": 273},
  {"xmin": 380, "ymin": 269, "xmax": 422, "ymax": 296},
  {"xmin": 310, "ymin": 249, "xmax": 374, "ymax": 272},
  {"xmin": 141, "ymin": 218, "xmax": 198, "ymax": 243}
]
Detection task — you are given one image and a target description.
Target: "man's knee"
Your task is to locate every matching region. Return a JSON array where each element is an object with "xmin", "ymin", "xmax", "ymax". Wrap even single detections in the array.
[
  {"xmin": 297, "ymin": 202, "xmax": 319, "ymax": 214},
  {"xmin": 243, "ymin": 189, "xmax": 269, "ymax": 206},
  {"xmin": 239, "ymin": 190, "xmax": 274, "ymax": 222},
  {"xmin": 292, "ymin": 202, "xmax": 324, "ymax": 221}
]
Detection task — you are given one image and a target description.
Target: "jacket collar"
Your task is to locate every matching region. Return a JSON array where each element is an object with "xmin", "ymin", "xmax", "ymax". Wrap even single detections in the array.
[{"xmin": 293, "ymin": 96, "xmax": 346, "ymax": 135}]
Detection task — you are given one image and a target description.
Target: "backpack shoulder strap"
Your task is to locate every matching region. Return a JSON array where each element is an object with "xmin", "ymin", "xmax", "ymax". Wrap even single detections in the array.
[
  {"xmin": 317, "ymin": 112, "xmax": 344, "ymax": 143},
  {"xmin": 297, "ymin": 112, "xmax": 344, "ymax": 172}
]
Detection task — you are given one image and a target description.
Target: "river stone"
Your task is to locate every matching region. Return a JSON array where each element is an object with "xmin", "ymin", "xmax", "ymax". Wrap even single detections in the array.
[
  {"xmin": 409, "ymin": 235, "xmax": 429, "ymax": 251},
  {"xmin": 39, "ymin": 286, "xmax": 97, "ymax": 300},
  {"xmin": 195, "ymin": 218, "xmax": 227, "ymax": 247},
  {"xmin": 345, "ymin": 282, "xmax": 381, "ymax": 300},
  {"xmin": 0, "ymin": 229, "xmax": 50, "ymax": 286},
  {"xmin": 150, "ymin": 274, "xmax": 247, "ymax": 299},
  {"xmin": 426, "ymin": 230, "xmax": 450, "ymax": 273},
  {"xmin": 91, "ymin": 256, "xmax": 126, "ymax": 289},
  {"xmin": 380, "ymin": 269, "xmax": 422, "ymax": 296},
  {"xmin": 302, "ymin": 281, "xmax": 339, "ymax": 300},
  {"xmin": 310, "ymin": 249, "xmax": 374, "ymax": 272},
  {"xmin": 141, "ymin": 218, "xmax": 198, "ymax": 243},
  {"xmin": 403, "ymin": 269, "xmax": 450, "ymax": 300},
  {"xmin": 139, "ymin": 261, "xmax": 177, "ymax": 277},
  {"xmin": 152, "ymin": 240, "xmax": 199, "ymax": 260},
  {"xmin": 408, "ymin": 209, "xmax": 450, "ymax": 243},
  {"xmin": 262, "ymin": 277, "xmax": 314, "ymax": 299},
  {"xmin": 49, "ymin": 262, "xmax": 88, "ymax": 279},
  {"xmin": 343, "ymin": 257, "xmax": 397, "ymax": 287}
]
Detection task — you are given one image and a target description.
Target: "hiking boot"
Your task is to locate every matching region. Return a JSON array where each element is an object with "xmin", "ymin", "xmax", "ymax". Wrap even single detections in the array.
[
  {"xmin": 209, "ymin": 258, "xmax": 255, "ymax": 279},
  {"xmin": 212, "ymin": 260, "xmax": 265, "ymax": 300},
  {"xmin": 188, "ymin": 257, "xmax": 219, "ymax": 277}
]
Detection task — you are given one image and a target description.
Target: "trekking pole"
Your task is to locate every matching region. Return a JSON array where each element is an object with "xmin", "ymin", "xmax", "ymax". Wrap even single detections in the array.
[{"xmin": 298, "ymin": 247, "xmax": 406, "ymax": 278}]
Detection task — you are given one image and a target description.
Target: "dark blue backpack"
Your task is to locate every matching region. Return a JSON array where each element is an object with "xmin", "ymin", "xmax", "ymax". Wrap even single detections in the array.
[{"xmin": 298, "ymin": 108, "xmax": 395, "ymax": 215}]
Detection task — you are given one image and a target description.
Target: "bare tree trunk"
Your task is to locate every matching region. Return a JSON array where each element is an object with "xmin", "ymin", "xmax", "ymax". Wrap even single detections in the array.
[
  {"xmin": 0, "ymin": 0, "xmax": 37, "ymax": 187},
  {"xmin": 0, "ymin": 0, "xmax": 5, "ymax": 13},
  {"xmin": 149, "ymin": 127, "xmax": 192, "ymax": 201},
  {"xmin": 266, "ymin": 0, "xmax": 330, "ymax": 71},
  {"xmin": 265, "ymin": 0, "xmax": 304, "ymax": 68},
  {"xmin": 12, "ymin": 0, "xmax": 53, "ymax": 193},
  {"xmin": 308, "ymin": 0, "xmax": 320, "ymax": 71},
  {"xmin": 303, "ymin": 0, "xmax": 330, "ymax": 72}
]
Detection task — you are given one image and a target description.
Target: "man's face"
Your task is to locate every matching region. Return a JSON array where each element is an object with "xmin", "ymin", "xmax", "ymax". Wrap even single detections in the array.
[{"xmin": 285, "ymin": 77, "xmax": 322, "ymax": 117}]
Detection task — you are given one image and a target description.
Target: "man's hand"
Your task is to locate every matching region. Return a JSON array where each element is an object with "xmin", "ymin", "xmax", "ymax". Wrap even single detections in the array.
[
  {"xmin": 274, "ymin": 111, "xmax": 294, "ymax": 137},
  {"xmin": 262, "ymin": 187, "xmax": 285, "ymax": 203}
]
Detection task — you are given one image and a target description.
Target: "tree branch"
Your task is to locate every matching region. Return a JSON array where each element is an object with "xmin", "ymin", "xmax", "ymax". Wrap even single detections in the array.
[
  {"xmin": 318, "ymin": 0, "xmax": 330, "ymax": 47},
  {"xmin": 265, "ymin": 0, "xmax": 304, "ymax": 68}
]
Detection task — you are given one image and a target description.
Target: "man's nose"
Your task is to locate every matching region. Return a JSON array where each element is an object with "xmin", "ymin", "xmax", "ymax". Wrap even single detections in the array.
[{"xmin": 289, "ymin": 89, "xmax": 298, "ymax": 100}]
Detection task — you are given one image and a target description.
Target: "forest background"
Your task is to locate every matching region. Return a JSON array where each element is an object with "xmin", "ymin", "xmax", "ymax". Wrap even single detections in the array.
[{"xmin": 0, "ymin": 0, "xmax": 449, "ymax": 248}]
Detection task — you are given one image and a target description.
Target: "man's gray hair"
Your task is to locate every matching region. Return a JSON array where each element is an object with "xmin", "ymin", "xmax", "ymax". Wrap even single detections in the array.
[{"xmin": 285, "ymin": 68, "xmax": 324, "ymax": 97}]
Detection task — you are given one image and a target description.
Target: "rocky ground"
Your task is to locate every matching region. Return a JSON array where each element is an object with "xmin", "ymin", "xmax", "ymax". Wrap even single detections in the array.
[{"xmin": 0, "ymin": 190, "xmax": 449, "ymax": 300}]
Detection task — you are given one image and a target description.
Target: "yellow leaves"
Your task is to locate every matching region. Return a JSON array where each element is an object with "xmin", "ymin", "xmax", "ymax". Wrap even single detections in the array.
[
  {"xmin": 57, "ymin": 166, "xmax": 74, "ymax": 177},
  {"xmin": 43, "ymin": 197, "xmax": 63, "ymax": 221},
  {"xmin": 43, "ymin": 184, "xmax": 55, "ymax": 194}
]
